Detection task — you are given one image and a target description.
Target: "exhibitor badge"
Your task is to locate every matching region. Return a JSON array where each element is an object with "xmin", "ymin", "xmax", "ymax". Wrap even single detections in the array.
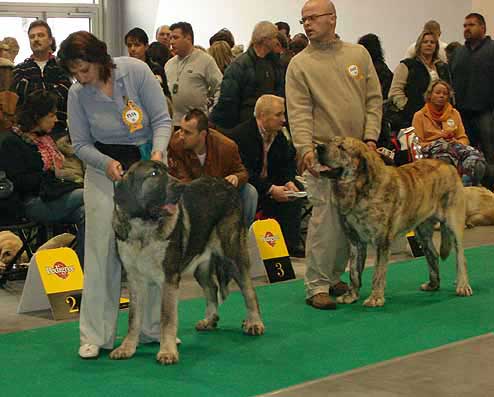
[{"xmin": 122, "ymin": 99, "xmax": 143, "ymax": 133}]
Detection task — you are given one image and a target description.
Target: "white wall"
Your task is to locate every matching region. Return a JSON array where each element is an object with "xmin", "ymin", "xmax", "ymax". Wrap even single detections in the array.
[
  {"xmin": 122, "ymin": 0, "xmax": 472, "ymax": 69},
  {"xmin": 332, "ymin": 0, "xmax": 471, "ymax": 68},
  {"xmin": 472, "ymin": 0, "xmax": 494, "ymax": 35}
]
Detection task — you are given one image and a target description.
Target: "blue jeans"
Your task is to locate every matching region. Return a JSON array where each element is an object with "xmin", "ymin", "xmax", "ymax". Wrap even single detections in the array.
[
  {"xmin": 239, "ymin": 183, "xmax": 258, "ymax": 226},
  {"xmin": 24, "ymin": 188, "xmax": 85, "ymax": 266}
]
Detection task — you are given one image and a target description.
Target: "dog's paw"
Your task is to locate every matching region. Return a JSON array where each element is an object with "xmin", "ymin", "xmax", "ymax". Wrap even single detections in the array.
[
  {"xmin": 109, "ymin": 344, "xmax": 136, "ymax": 360},
  {"xmin": 156, "ymin": 350, "xmax": 179, "ymax": 365},
  {"xmin": 195, "ymin": 314, "xmax": 219, "ymax": 331},
  {"xmin": 363, "ymin": 294, "xmax": 385, "ymax": 307},
  {"xmin": 420, "ymin": 282, "xmax": 440, "ymax": 292},
  {"xmin": 456, "ymin": 283, "xmax": 473, "ymax": 297},
  {"xmin": 336, "ymin": 291, "xmax": 359, "ymax": 304},
  {"xmin": 242, "ymin": 320, "xmax": 265, "ymax": 336}
]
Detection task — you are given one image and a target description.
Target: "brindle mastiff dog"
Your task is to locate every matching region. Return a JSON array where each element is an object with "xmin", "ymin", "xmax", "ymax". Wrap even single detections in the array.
[
  {"xmin": 316, "ymin": 137, "xmax": 473, "ymax": 307},
  {"xmin": 110, "ymin": 161, "xmax": 264, "ymax": 365}
]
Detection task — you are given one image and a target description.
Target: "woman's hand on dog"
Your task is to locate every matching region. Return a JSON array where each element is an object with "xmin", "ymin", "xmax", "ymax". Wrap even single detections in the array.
[
  {"xmin": 106, "ymin": 160, "xmax": 124, "ymax": 182},
  {"xmin": 151, "ymin": 151, "xmax": 163, "ymax": 162}
]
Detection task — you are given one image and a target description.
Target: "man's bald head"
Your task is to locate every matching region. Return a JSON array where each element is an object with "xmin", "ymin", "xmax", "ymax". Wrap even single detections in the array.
[
  {"xmin": 301, "ymin": 0, "xmax": 337, "ymax": 43},
  {"xmin": 303, "ymin": 0, "xmax": 335, "ymax": 15}
]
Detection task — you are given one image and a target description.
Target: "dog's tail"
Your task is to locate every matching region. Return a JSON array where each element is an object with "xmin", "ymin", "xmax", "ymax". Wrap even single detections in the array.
[
  {"xmin": 439, "ymin": 223, "xmax": 453, "ymax": 260},
  {"xmin": 213, "ymin": 254, "xmax": 232, "ymax": 303}
]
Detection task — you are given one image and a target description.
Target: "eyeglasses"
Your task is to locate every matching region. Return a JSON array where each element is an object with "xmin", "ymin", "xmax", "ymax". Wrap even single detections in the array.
[{"xmin": 299, "ymin": 12, "xmax": 333, "ymax": 24}]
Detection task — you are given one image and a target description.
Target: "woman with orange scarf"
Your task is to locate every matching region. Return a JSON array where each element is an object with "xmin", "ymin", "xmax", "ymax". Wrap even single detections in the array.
[{"xmin": 412, "ymin": 80, "xmax": 486, "ymax": 186}]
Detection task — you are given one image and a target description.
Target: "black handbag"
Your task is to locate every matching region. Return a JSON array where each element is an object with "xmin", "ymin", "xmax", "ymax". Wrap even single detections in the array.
[
  {"xmin": 0, "ymin": 170, "xmax": 23, "ymax": 224},
  {"xmin": 94, "ymin": 141, "xmax": 141, "ymax": 171},
  {"xmin": 38, "ymin": 172, "xmax": 82, "ymax": 202}
]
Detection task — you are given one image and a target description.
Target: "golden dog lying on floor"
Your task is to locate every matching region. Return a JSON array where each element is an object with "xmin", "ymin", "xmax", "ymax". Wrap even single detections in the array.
[
  {"xmin": 316, "ymin": 136, "xmax": 472, "ymax": 307},
  {"xmin": 0, "ymin": 231, "xmax": 75, "ymax": 273},
  {"xmin": 464, "ymin": 186, "xmax": 494, "ymax": 228},
  {"xmin": 0, "ymin": 231, "xmax": 26, "ymax": 272}
]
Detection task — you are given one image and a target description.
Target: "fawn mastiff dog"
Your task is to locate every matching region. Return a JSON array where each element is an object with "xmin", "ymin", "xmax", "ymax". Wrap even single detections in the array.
[
  {"xmin": 110, "ymin": 161, "xmax": 264, "ymax": 365},
  {"xmin": 316, "ymin": 136, "xmax": 473, "ymax": 307},
  {"xmin": 464, "ymin": 186, "xmax": 494, "ymax": 228}
]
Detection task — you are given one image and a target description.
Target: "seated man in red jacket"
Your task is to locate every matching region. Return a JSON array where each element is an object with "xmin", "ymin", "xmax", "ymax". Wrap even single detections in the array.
[
  {"xmin": 228, "ymin": 94, "xmax": 304, "ymax": 257},
  {"xmin": 167, "ymin": 108, "xmax": 257, "ymax": 225}
]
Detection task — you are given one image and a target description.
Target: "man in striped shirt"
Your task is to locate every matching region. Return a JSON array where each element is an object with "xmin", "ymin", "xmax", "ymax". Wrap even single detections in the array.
[{"xmin": 12, "ymin": 20, "xmax": 71, "ymax": 136}]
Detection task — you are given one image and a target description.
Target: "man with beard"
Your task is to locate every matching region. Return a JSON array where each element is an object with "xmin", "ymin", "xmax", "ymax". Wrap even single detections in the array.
[
  {"xmin": 12, "ymin": 21, "xmax": 71, "ymax": 136},
  {"xmin": 451, "ymin": 13, "xmax": 494, "ymax": 189}
]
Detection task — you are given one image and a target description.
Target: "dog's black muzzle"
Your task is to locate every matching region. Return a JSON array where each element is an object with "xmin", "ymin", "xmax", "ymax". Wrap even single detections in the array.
[{"xmin": 315, "ymin": 144, "xmax": 343, "ymax": 179}]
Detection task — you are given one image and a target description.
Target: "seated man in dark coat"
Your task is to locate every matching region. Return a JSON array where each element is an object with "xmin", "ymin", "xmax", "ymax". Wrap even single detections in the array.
[{"xmin": 228, "ymin": 94, "xmax": 303, "ymax": 256}]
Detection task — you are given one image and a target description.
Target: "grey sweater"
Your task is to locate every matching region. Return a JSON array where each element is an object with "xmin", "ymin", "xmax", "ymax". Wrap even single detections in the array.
[{"xmin": 165, "ymin": 49, "xmax": 222, "ymax": 126}]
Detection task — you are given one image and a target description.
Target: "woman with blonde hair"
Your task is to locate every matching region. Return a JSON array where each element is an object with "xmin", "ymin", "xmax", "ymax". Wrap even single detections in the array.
[
  {"xmin": 389, "ymin": 30, "xmax": 451, "ymax": 129},
  {"xmin": 412, "ymin": 80, "xmax": 486, "ymax": 185},
  {"xmin": 2, "ymin": 37, "xmax": 19, "ymax": 62},
  {"xmin": 208, "ymin": 40, "xmax": 233, "ymax": 74}
]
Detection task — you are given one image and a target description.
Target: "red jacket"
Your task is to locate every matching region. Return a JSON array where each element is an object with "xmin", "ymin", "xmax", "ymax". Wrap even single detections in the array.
[{"xmin": 167, "ymin": 129, "xmax": 248, "ymax": 186}]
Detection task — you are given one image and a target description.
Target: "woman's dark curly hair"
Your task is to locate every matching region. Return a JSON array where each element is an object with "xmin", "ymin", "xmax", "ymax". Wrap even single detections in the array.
[
  {"xmin": 57, "ymin": 31, "xmax": 115, "ymax": 83},
  {"xmin": 16, "ymin": 90, "xmax": 57, "ymax": 133},
  {"xmin": 358, "ymin": 33, "xmax": 385, "ymax": 63},
  {"xmin": 147, "ymin": 41, "xmax": 172, "ymax": 69}
]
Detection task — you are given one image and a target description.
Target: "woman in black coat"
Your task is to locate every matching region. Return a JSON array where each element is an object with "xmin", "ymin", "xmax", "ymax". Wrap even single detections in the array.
[
  {"xmin": 358, "ymin": 33, "xmax": 393, "ymax": 100},
  {"xmin": 0, "ymin": 90, "xmax": 84, "ymax": 263}
]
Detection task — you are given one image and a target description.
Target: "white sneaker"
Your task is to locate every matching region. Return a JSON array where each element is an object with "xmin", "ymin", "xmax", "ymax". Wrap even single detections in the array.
[{"xmin": 78, "ymin": 344, "xmax": 100, "ymax": 359}]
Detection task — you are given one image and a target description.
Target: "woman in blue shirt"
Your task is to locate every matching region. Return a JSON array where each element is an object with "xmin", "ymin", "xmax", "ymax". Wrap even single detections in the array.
[{"xmin": 58, "ymin": 31, "xmax": 172, "ymax": 359}]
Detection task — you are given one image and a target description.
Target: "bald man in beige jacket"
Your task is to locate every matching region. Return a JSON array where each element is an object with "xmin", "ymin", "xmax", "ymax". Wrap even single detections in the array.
[{"xmin": 286, "ymin": 0, "xmax": 382, "ymax": 309}]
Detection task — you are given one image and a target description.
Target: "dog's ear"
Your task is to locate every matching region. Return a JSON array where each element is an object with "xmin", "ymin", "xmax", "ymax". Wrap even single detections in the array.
[
  {"xmin": 359, "ymin": 150, "xmax": 382, "ymax": 179},
  {"xmin": 166, "ymin": 174, "xmax": 187, "ymax": 204},
  {"xmin": 112, "ymin": 207, "xmax": 131, "ymax": 241}
]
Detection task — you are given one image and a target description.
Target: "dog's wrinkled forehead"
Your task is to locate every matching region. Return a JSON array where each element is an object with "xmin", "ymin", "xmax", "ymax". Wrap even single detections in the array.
[
  {"xmin": 114, "ymin": 160, "xmax": 169, "ymax": 216},
  {"xmin": 330, "ymin": 136, "xmax": 366, "ymax": 150},
  {"xmin": 126, "ymin": 160, "xmax": 168, "ymax": 181}
]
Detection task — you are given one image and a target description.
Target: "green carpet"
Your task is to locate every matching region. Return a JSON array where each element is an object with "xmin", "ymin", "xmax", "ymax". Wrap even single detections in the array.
[{"xmin": 1, "ymin": 246, "xmax": 494, "ymax": 397}]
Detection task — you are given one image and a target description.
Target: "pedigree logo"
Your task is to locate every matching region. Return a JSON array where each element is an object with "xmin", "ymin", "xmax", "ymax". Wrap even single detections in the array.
[
  {"xmin": 45, "ymin": 261, "xmax": 75, "ymax": 280},
  {"xmin": 263, "ymin": 232, "xmax": 279, "ymax": 247}
]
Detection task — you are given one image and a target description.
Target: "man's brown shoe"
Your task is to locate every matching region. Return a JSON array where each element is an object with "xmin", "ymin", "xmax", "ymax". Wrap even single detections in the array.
[
  {"xmin": 305, "ymin": 293, "xmax": 337, "ymax": 310},
  {"xmin": 329, "ymin": 281, "xmax": 349, "ymax": 297}
]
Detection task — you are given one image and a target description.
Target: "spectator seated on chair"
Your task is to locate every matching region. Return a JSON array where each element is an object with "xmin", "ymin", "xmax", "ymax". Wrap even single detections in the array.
[
  {"xmin": 412, "ymin": 80, "xmax": 486, "ymax": 186},
  {"xmin": 228, "ymin": 94, "xmax": 304, "ymax": 257},
  {"xmin": 0, "ymin": 89, "xmax": 85, "ymax": 265},
  {"xmin": 167, "ymin": 108, "xmax": 258, "ymax": 226}
]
